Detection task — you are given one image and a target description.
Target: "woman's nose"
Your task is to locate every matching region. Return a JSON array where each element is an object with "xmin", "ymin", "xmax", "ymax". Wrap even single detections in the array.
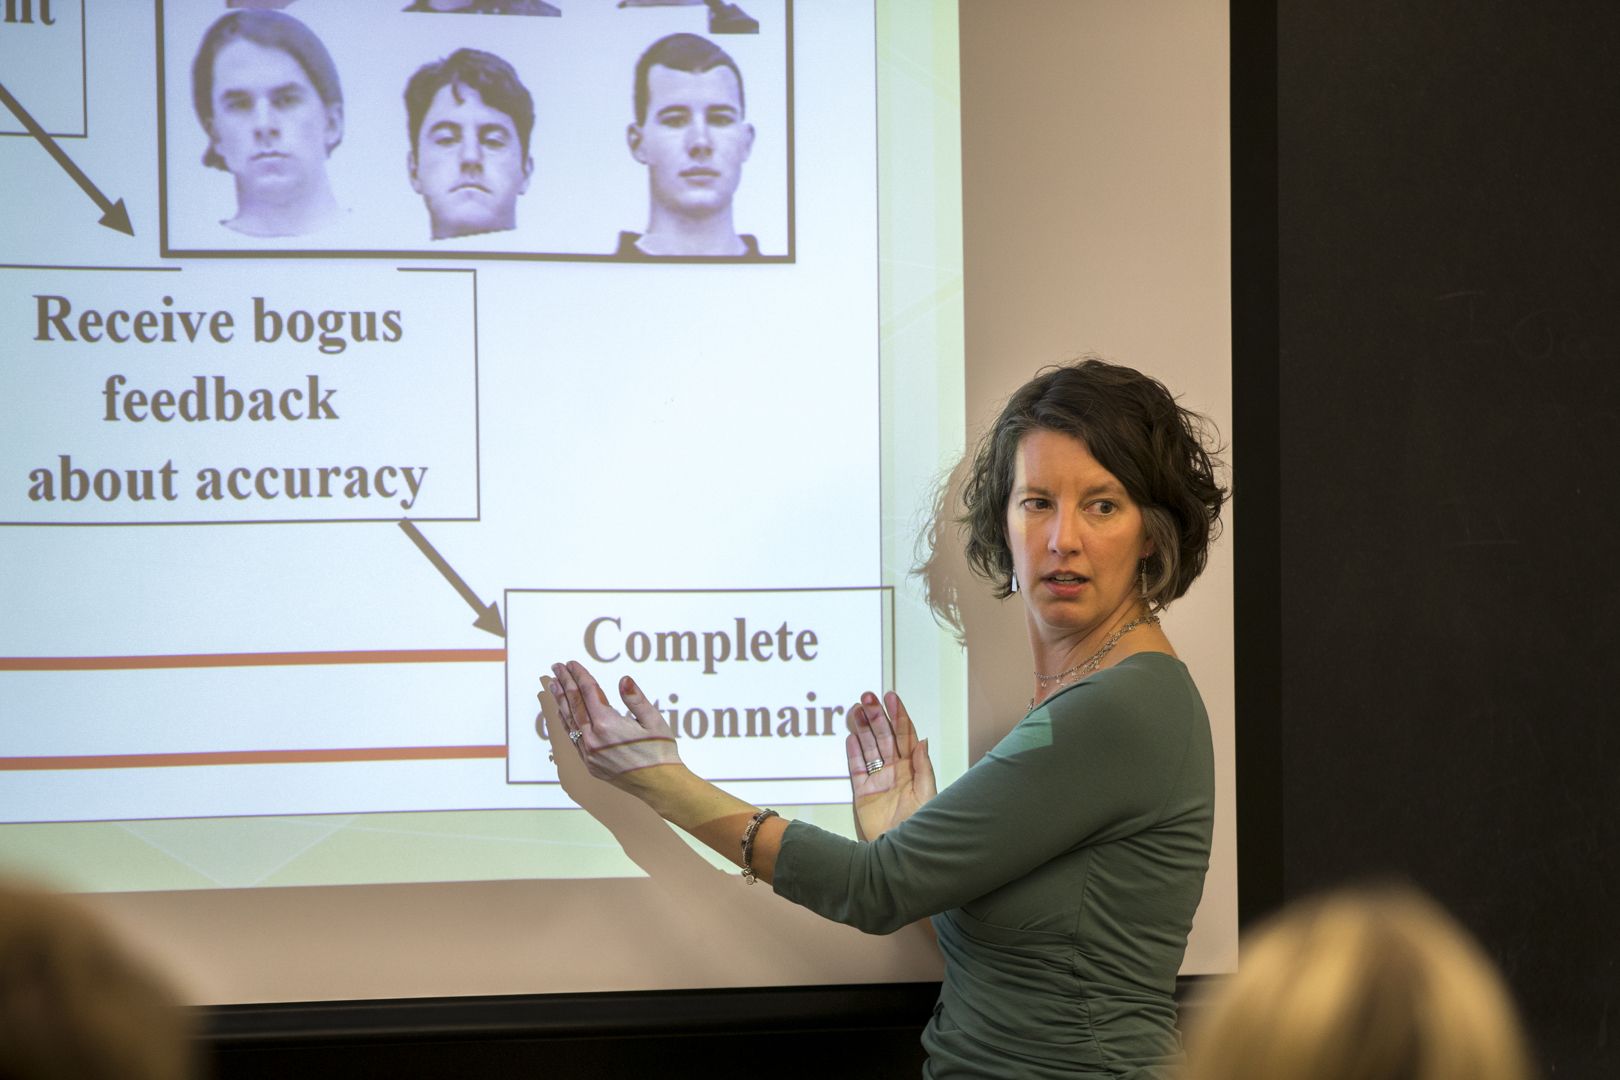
[{"xmin": 1049, "ymin": 512, "xmax": 1083, "ymax": 554}]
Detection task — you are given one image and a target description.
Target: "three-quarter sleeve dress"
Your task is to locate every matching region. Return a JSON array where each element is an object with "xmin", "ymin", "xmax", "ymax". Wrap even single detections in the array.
[{"xmin": 773, "ymin": 652, "xmax": 1215, "ymax": 1079}]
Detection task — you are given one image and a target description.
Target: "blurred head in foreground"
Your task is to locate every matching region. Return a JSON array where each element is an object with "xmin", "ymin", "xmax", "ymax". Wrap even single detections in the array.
[
  {"xmin": 1183, "ymin": 886, "xmax": 1535, "ymax": 1080},
  {"xmin": 0, "ymin": 879, "xmax": 194, "ymax": 1080}
]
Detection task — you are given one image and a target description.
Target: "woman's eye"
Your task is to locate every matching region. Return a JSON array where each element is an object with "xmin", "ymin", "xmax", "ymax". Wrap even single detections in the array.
[
  {"xmin": 1021, "ymin": 498, "xmax": 1051, "ymax": 511},
  {"xmin": 1090, "ymin": 500, "xmax": 1118, "ymax": 515}
]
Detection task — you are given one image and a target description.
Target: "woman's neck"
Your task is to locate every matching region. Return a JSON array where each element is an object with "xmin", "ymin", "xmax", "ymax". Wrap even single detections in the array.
[{"xmin": 1027, "ymin": 604, "xmax": 1172, "ymax": 708}]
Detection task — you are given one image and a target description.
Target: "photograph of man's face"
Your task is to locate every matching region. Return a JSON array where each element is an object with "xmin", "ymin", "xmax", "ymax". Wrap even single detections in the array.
[
  {"xmin": 411, "ymin": 84, "xmax": 532, "ymax": 238},
  {"xmin": 208, "ymin": 38, "xmax": 341, "ymax": 205},
  {"xmin": 192, "ymin": 10, "xmax": 345, "ymax": 238},
  {"xmin": 621, "ymin": 32, "xmax": 759, "ymax": 256},
  {"xmin": 630, "ymin": 61, "xmax": 753, "ymax": 222},
  {"xmin": 405, "ymin": 50, "xmax": 535, "ymax": 240}
]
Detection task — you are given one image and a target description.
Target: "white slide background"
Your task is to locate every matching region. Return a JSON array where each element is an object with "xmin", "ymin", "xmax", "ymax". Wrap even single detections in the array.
[{"xmin": 0, "ymin": 0, "xmax": 1236, "ymax": 1003}]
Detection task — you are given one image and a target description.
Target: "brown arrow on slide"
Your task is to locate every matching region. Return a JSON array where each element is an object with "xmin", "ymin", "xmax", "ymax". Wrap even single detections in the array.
[
  {"xmin": 0, "ymin": 80, "xmax": 134, "ymax": 236},
  {"xmin": 398, "ymin": 519, "xmax": 506, "ymax": 638}
]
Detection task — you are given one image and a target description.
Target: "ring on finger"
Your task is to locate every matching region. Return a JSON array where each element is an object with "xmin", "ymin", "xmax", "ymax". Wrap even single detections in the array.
[
  {"xmin": 569, "ymin": 730, "xmax": 583, "ymax": 744},
  {"xmin": 865, "ymin": 758, "xmax": 885, "ymax": 775}
]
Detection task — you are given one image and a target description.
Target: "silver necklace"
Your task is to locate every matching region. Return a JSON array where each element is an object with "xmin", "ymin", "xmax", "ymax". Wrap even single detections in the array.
[{"xmin": 1030, "ymin": 613, "xmax": 1160, "ymax": 705}]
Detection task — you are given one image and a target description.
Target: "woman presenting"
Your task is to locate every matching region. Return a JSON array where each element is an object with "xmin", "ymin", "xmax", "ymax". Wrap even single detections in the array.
[{"xmin": 547, "ymin": 358, "xmax": 1226, "ymax": 1078}]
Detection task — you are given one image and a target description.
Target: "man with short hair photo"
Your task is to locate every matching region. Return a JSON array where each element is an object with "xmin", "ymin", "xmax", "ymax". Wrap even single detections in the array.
[
  {"xmin": 404, "ymin": 48, "xmax": 535, "ymax": 240},
  {"xmin": 618, "ymin": 32, "xmax": 759, "ymax": 257}
]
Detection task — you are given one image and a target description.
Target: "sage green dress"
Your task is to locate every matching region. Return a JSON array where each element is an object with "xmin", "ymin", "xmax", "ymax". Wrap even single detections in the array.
[{"xmin": 773, "ymin": 653, "xmax": 1214, "ymax": 1079}]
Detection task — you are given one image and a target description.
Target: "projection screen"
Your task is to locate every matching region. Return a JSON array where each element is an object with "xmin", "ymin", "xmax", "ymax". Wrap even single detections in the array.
[{"xmin": 0, "ymin": 0, "xmax": 1233, "ymax": 1003}]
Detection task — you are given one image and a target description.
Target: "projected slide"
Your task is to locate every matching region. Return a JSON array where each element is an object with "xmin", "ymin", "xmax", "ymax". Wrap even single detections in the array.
[{"xmin": 1, "ymin": 0, "xmax": 966, "ymax": 888}]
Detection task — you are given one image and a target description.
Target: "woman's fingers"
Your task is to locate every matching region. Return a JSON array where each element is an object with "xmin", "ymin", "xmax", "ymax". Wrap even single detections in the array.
[
  {"xmin": 565, "ymin": 661, "xmax": 617, "ymax": 715},
  {"xmin": 539, "ymin": 674, "xmax": 565, "ymax": 725},
  {"xmin": 849, "ymin": 696, "xmax": 883, "ymax": 772},
  {"xmin": 844, "ymin": 731, "xmax": 871, "ymax": 784},
  {"xmin": 887, "ymin": 692, "xmax": 916, "ymax": 757},
  {"xmin": 543, "ymin": 663, "xmax": 685, "ymax": 782},
  {"xmin": 544, "ymin": 665, "xmax": 591, "ymax": 762},
  {"xmin": 863, "ymin": 691, "xmax": 900, "ymax": 765},
  {"xmin": 912, "ymin": 737, "xmax": 938, "ymax": 802},
  {"xmin": 549, "ymin": 664, "xmax": 585, "ymax": 731},
  {"xmin": 618, "ymin": 674, "xmax": 675, "ymax": 738}
]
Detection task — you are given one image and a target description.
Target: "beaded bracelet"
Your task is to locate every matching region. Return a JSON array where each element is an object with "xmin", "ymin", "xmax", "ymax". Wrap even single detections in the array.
[{"xmin": 740, "ymin": 808, "xmax": 779, "ymax": 884}]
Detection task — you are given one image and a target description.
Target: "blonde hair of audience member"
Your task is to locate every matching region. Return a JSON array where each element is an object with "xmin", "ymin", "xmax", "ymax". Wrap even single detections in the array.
[
  {"xmin": 0, "ymin": 880, "xmax": 194, "ymax": 1080},
  {"xmin": 1183, "ymin": 887, "xmax": 1535, "ymax": 1080}
]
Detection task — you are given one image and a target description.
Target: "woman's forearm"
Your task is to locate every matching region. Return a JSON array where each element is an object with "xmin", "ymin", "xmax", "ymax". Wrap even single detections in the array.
[
  {"xmin": 547, "ymin": 661, "xmax": 793, "ymax": 883},
  {"xmin": 620, "ymin": 764, "xmax": 789, "ymax": 884}
]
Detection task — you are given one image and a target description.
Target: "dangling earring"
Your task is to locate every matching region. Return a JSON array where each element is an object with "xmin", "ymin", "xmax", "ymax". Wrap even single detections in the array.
[
  {"xmin": 1138, "ymin": 559, "xmax": 1149, "ymax": 602},
  {"xmin": 1009, "ymin": 571, "xmax": 1020, "ymax": 594}
]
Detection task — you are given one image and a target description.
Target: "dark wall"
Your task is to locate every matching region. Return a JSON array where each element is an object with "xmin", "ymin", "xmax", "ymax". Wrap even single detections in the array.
[{"xmin": 1273, "ymin": 3, "xmax": 1620, "ymax": 1077}]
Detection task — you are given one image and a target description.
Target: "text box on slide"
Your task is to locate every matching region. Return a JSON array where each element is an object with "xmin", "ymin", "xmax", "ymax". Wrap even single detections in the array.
[
  {"xmin": 0, "ymin": 0, "xmax": 85, "ymax": 138},
  {"xmin": 0, "ymin": 266, "xmax": 479, "ymax": 524},
  {"xmin": 506, "ymin": 588, "xmax": 893, "ymax": 802}
]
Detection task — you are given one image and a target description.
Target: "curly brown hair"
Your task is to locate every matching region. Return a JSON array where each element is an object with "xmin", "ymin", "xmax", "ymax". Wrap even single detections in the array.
[{"xmin": 960, "ymin": 358, "xmax": 1226, "ymax": 609}]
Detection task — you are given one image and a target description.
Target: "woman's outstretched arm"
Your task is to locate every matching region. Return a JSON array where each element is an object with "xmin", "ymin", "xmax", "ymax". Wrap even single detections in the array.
[
  {"xmin": 546, "ymin": 660, "xmax": 937, "ymax": 888},
  {"xmin": 546, "ymin": 660, "xmax": 790, "ymax": 883}
]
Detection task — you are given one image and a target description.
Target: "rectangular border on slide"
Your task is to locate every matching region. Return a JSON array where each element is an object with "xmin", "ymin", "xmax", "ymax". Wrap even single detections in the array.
[
  {"xmin": 504, "ymin": 585, "xmax": 895, "ymax": 787},
  {"xmin": 0, "ymin": 0, "xmax": 87, "ymax": 140},
  {"xmin": 0, "ymin": 0, "xmax": 952, "ymax": 899},
  {"xmin": 0, "ymin": 265, "xmax": 482, "ymax": 528},
  {"xmin": 152, "ymin": 0, "xmax": 796, "ymax": 264}
]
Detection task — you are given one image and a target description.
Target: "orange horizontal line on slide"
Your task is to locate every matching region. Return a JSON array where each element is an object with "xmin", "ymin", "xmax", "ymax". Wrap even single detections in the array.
[
  {"xmin": 0, "ymin": 648, "xmax": 506, "ymax": 672},
  {"xmin": 0, "ymin": 745, "xmax": 508, "ymax": 772}
]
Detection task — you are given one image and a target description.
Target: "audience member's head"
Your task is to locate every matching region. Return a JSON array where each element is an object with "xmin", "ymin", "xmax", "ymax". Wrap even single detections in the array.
[
  {"xmin": 0, "ymin": 879, "xmax": 194, "ymax": 1080},
  {"xmin": 1182, "ymin": 886, "xmax": 1535, "ymax": 1080}
]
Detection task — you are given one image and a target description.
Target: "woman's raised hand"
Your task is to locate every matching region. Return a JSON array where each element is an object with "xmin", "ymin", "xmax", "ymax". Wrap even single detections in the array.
[
  {"xmin": 545, "ymin": 660, "xmax": 684, "ymax": 790},
  {"xmin": 846, "ymin": 691, "xmax": 936, "ymax": 841}
]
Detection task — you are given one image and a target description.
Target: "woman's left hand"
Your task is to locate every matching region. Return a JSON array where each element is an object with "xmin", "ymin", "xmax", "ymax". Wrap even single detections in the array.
[
  {"xmin": 846, "ymin": 691, "xmax": 936, "ymax": 841},
  {"xmin": 545, "ymin": 661, "xmax": 684, "ymax": 793}
]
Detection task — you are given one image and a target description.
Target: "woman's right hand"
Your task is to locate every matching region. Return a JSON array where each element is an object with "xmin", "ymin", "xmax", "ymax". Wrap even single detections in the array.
[
  {"xmin": 846, "ymin": 691, "xmax": 936, "ymax": 841},
  {"xmin": 546, "ymin": 661, "xmax": 684, "ymax": 795}
]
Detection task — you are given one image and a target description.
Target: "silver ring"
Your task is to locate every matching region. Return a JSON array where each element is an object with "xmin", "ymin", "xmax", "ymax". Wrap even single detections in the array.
[
  {"xmin": 568, "ymin": 730, "xmax": 583, "ymax": 744},
  {"xmin": 865, "ymin": 758, "xmax": 885, "ymax": 775}
]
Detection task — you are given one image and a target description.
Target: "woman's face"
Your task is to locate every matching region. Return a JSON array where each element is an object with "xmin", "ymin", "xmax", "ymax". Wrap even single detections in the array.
[{"xmin": 1006, "ymin": 428, "xmax": 1153, "ymax": 643}]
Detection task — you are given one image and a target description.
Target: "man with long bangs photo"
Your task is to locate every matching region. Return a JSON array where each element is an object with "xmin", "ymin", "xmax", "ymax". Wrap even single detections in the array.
[
  {"xmin": 404, "ymin": 48, "xmax": 535, "ymax": 240},
  {"xmin": 618, "ymin": 32, "xmax": 759, "ymax": 257},
  {"xmin": 192, "ymin": 9, "xmax": 345, "ymax": 237}
]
